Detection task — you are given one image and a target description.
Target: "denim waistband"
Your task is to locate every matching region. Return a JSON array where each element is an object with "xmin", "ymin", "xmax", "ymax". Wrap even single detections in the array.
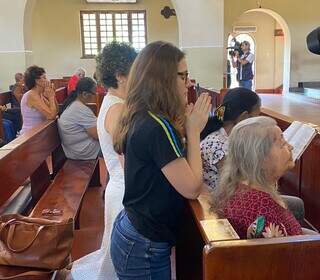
[{"xmin": 116, "ymin": 210, "xmax": 170, "ymax": 249}]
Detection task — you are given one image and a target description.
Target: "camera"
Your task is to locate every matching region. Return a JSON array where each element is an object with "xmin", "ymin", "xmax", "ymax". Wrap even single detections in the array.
[{"xmin": 227, "ymin": 38, "xmax": 243, "ymax": 57}]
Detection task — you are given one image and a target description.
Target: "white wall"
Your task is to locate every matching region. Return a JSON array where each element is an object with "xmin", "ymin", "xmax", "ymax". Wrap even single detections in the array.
[
  {"xmin": 172, "ymin": 0, "xmax": 224, "ymax": 88},
  {"xmin": 0, "ymin": 0, "xmax": 28, "ymax": 90},
  {"xmin": 225, "ymin": 0, "xmax": 320, "ymax": 89},
  {"xmin": 233, "ymin": 11, "xmax": 284, "ymax": 89},
  {"xmin": 29, "ymin": 0, "xmax": 178, "ymax": 81}
]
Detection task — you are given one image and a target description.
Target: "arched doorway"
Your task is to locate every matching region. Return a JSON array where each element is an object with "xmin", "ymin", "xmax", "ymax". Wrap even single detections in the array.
[
  {"xmin": 227, "ymin": 33, "xmax": 256, "ymax": 89},
  {"xmin": 242, "ymin": 8, "xmax": 291, "ymax": 93}
]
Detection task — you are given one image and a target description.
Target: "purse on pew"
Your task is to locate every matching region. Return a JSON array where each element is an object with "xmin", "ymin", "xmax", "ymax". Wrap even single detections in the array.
[{"xmin": 0, "ymin": 214, "xmax": 73, "ymax": 279}]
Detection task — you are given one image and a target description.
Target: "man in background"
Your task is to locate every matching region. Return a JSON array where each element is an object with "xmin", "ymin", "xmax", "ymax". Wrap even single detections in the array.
[
  {"xmin": 67, "ymin": 67, "xmax": 86, "ymax": 95},
  {"xmin": 232, "ymin": 41, "xmax": 254, "ymax": 90},
  {"xmin": 9, "ymin": 72, "xmax": 26, "ymax": 107}
]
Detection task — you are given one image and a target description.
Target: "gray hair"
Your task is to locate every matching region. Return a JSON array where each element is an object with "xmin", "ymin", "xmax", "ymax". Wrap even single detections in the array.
[
  {"xmin": 212, "ymin": 116, "xmax": 285, "ymax": 214},
  {"xmin": 75, "ymin": 67, "xmax": 86, "ymax": 77}
]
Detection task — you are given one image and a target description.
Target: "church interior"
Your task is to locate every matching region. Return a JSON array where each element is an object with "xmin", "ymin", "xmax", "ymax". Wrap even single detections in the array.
[{"xmin": 1, "ymin": 0, "xmax": 320, "ymax": 279}]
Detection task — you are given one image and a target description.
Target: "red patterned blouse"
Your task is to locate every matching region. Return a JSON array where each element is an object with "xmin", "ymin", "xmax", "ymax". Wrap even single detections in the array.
[{"xmin": 224, "ymin": 184, "xmax": 302, "ymax": 239}]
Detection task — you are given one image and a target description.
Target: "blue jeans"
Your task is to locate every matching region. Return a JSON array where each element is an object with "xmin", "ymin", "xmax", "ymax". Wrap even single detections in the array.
[
  {"xmin": 110, "ymin": 210, "xmax": 172, "ymax": 280},
  {"xmin": 239, "ymin": 79, "xmax": 253, "ymax": 90}
]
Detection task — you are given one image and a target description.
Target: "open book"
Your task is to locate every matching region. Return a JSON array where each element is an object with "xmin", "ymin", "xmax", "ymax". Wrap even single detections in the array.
[
  {"xmin": 283, "ymin": 121, "xmax": 318, "ymax": 161},
  {"xmin": 200, "ymin": 219, "xmax": 240, "ymax": 241}
]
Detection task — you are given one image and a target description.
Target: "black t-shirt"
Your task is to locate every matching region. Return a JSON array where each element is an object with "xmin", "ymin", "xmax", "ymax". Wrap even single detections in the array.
[{"xmin": 123, "ymin": 111, "xmax": 186, "ymax": 244}]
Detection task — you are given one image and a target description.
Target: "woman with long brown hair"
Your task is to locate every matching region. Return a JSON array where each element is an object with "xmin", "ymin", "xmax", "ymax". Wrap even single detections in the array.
[{"xmin": 110, "ymin": 41, "xmax": 211, "ymax": 279}]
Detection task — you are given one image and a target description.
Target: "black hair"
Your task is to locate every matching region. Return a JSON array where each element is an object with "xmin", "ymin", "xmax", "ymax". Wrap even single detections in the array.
[
  {"xmin": 59, "ymin": 77, "xmax": 96, "ymax": 116},
  {"xmin": 96, "ymin": 41, "xmax": 137, "ymax": 89},
  {"xmin": 24, "ymin": 65, "xmax": 45, "ymax": 90},
  {"xmin": 200, "ymin": 87, "xmax": 260, "ymax": 140}
]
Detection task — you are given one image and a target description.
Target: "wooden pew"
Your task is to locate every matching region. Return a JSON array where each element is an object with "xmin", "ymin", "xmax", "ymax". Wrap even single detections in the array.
[
  {"xmin": 0, "ymin": 120, "xmax": 102, "ymax": 279},
  {"xmin": 0, "ymin": 119, "xmax": 100, "ymax": 220},
  {"xmin": 203, "ymin": 235, "xmax": 320, "ymax": 279},
  {"xmin": 187, "ymin": 82, "xmax": 219, "ymax": 113},
  {"xmin": 55, "ymin": 86, "xmax": 68, "ymax": 104},
  {"xmin": 175, "ymin": 193, "xmax": 320, "ymax": 280},
  {"xmin": 50, "ymin": 78, "xmax": 69, "ymax": 90},
  {"xmin": 96, "ymin": 91, "xmax": 106, "ymax": 115}
]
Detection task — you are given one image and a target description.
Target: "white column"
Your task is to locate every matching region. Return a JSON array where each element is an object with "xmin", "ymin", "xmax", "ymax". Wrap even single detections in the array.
[{"xmin": 172, "ymin": 0, "xmax": 224, "ymax": 89}]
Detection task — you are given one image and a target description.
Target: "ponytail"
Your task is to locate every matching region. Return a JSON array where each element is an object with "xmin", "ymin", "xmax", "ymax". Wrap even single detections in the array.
[
  {"xmin": 59, "ymin": 90, "xmax": 77, "ymax": 116},
  {"xmin": 200, "ymin": 87, "xmax": 260, "ymax": 141}
]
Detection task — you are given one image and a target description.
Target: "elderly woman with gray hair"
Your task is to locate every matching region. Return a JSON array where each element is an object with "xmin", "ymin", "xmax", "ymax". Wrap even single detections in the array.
[
  {"xmin": 67, "ymin": 67, "xmax": 86, "ymax": 95},
  {"xmin": 212, "ymin": 116, "xmax": 304, "ymax": 238}
]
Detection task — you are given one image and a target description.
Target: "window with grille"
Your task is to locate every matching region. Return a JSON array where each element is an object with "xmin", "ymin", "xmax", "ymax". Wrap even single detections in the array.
[{"xmin": 80, "ymin": 10, "xmax": 147, "ymax": 58}]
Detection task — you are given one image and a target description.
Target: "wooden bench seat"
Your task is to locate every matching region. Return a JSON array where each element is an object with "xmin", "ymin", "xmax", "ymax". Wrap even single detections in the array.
[
  {"xmin": 30, "ymin": 159, "xmax": 98, "ymax": 225},
  {"xmin": 0, "ymin": 120, "xmax": 102, "ymax": 279}
]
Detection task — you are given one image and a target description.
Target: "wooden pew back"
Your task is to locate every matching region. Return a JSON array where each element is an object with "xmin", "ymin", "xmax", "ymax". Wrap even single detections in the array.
[
  {"xmin": 204, "ymin": 236, "xmax": 320, "ymax": 279},
  {"xmin": 0, "ymin": 121, "xmax": 62, "ymax": 210},
  {"xmin": 186, "ymin": 81, "xmax": 219, "ymax": 114},
  {"xmin": 0, "ymin": 91, "xmax": 11, "ymax": 106},
  {"xmin": 50, "ymin": 78, "xmax": 69, "ymax": 89},
  {"xmin": 55, "ymin": 87, "xmax": 68, "ymax": 104},
  {"xmin": 176, "ymin": 193, "xmax": 320, "ymax": 279}
]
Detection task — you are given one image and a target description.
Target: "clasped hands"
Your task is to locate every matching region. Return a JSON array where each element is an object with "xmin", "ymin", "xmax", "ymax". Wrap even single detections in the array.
[{"xmin": 185, "ymin": 93, "xmax": 211, "ymax": 136}]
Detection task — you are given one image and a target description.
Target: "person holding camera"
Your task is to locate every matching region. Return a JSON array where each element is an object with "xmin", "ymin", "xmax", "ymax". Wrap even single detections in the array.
[{"xmin": 232, "ymin": 41, "xmax": 254, "ymax": 90}]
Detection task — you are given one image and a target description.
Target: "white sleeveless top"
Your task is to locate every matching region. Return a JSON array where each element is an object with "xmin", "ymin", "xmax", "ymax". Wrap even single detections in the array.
[
  {"xmin": 71, "ymin": 93, "xmax": 124, "ymax": 280},
  {"xmin": 97, "ymin": 94, "xmax": 124, "ymax": 183}
]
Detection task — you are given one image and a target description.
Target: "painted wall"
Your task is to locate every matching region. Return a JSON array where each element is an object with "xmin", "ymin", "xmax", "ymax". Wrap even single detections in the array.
[
  {"xmin": 30, "ymin": 0, "xmax": 178, "ymax": 80},
  {"xmin": 0, "ymin": 0, "xmax": 28, "ymax": 91},
  {"xmin": 225, "ymin": 0, "xmax": 320, "ymax": 88},
  {"xmin": 173, "ymin": 0, "xmax": 224, "ymax": 89}
]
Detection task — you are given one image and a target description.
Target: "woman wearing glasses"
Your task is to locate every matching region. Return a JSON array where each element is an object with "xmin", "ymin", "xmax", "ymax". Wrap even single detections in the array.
[
  {"xmin": 110, "ymin": 41, "xmax": 211, "ymax": 279},
  {"xmin": 58, "ymin": 77, "xmax": 101, "ymax": 160}
]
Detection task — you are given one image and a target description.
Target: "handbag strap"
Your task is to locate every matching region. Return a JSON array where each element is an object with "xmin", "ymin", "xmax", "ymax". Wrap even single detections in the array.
[
  {"xmin": 0, "ymin": 219, "xmax": 45, "ymax": 253},
  {"xmin": 0, "ymin": 270, "xmax": 54, "ymax": 280}
]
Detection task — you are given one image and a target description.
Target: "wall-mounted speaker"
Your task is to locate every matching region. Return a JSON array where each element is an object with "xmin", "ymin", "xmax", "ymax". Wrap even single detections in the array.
[{"xmin": 307, "ymin": 27, "xmax": 320, "ymax": 55}]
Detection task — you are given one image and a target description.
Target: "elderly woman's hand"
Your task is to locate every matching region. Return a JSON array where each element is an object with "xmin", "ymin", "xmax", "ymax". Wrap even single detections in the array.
[{"xmin": 262, "ymin": 223, "xmax": 287, "ymax": 238}]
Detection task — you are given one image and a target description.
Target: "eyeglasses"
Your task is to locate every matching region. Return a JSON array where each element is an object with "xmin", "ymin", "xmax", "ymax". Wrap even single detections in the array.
[{"xmin": 177, "ymin": 71, "xmax": 189, "ymax": 84}]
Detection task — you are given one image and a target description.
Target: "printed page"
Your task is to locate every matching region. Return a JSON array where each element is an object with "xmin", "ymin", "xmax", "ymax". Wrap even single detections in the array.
[
  {"xmin": 283, "ymin": 121, "xmax": 302, "ymax": 143},
  {"xmin": 200, "ymin": 219, "xmax": 240, "ymax": 241},
  {"xmin": 287, "ymin": 123, "xmax": 316, "ymax": 161}
]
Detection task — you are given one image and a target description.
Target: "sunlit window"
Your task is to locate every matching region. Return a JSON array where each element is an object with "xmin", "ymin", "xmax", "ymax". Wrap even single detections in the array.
[{"xmin": 80, "ymin": 11, "xmax": 146, "ymax": 58}]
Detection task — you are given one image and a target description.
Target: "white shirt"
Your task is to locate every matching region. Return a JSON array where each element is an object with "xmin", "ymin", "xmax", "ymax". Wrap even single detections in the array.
[{"xmin": 200, "ymin": 127, "xmax": 229, "ymax": 189}]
